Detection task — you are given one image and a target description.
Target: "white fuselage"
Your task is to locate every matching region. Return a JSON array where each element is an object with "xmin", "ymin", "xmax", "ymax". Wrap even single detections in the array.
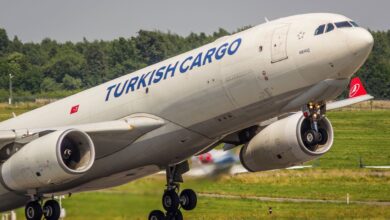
[{"xmin": 0, "ymin": 13, "xmax": 373, "ymax": 211}]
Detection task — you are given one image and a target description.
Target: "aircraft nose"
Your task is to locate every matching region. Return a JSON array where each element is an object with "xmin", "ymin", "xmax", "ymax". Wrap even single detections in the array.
[{"xmin": 347, "ymin": 29, "xmax": 374, "ymax": 56}]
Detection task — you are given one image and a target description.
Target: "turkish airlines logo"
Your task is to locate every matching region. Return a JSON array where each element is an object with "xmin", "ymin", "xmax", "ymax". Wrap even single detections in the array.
[
  {"xmin": 199, "ymin": 153, "xmax": 213, "ymax": 164},
  {"xmin": 349, "ymin": 84, "xmax": 360, "ymax": 97}
]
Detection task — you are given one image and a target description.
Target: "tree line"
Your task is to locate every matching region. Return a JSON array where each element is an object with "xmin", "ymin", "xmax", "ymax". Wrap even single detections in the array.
[{"xmin": 0, "ymin": 27, "xmax": 389, "ymax": 102}]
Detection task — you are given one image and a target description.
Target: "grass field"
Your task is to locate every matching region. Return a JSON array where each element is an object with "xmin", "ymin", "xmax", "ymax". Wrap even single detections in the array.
[
  {"xmin": 315, "ymin": 110, "xmax": 390, "ymax": 168},
  {"xmin": 13, "ymin": 170, "xmax": 390, "ymax": 220},
  {"xmin": 0, "ymin": 103, "xmax": 389, "ymax": 219}
]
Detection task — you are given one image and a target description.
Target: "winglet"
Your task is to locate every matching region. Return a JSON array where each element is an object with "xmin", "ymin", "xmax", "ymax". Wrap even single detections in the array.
[{"xmin": 349, "ymin": 77, "xmax": 367, "ymax": 98}]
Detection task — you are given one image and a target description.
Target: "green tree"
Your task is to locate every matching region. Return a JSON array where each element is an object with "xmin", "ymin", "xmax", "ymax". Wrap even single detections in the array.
[
  {"xmin": 135, "ymin": 30, "xmax": 170, "ymax": 65},
  {"xmin": 62, "ymin": 74, "xmax": 82, "ymax": 90},
  {"xmin": 44, "ymin": 49, "xmax": 85, "ymax": 82},
  {"xmin": 7, "ymin": 36, "xmax": 22, "ymax": 53},
  {"xmin": 0, "ymin": 28, "xmax": 9, "ymax": 55},
  {"xmin": 40, "ymin": 77, "xmax": 61, "ymax": 92},
  {"xmin": 356, "ymin": 31, "xmax": 390, "ymax": 99},
  {"xmin": 83, "ymin": 43, "xmax": 108, "ymax": 86}
]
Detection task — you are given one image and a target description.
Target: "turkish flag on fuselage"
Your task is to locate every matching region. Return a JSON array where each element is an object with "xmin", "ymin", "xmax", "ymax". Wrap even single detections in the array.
[{"xmin": 70, "ymin": 105, "xmax": 80, "ymax": 114}]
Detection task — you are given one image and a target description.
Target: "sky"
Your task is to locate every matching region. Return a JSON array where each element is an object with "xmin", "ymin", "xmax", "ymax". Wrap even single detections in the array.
[{"xmin": 0, "ymin": 0, "xmax": 389, "ymax": 42}]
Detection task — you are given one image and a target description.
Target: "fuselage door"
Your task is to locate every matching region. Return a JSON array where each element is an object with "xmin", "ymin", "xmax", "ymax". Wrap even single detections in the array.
[{"xmin": 271, "ymin": 24, "xmax": 290, "ymax": 63}]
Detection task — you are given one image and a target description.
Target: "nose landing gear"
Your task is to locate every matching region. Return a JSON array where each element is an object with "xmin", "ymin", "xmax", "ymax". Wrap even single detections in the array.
[
  {"xmin": 149, "ymin": 161, "xmax": 198, "ymax": 220},
  {"xmin": 302, "ymin": 102, "xmax": 328, "ymax": 150}
]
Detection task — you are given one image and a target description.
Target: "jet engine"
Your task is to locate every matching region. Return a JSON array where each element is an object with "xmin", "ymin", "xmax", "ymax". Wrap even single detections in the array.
[
  {"xmin": 240, "ymin": 113, "xmax": 333, "ymax": 172},
  {"xmin": 1, "ymin": 129, "xmax": 95, "ymax": 191}
]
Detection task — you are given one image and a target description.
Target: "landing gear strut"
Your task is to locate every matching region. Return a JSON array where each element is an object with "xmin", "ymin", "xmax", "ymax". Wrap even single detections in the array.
[
  {"xmin": 25, "ymin": 198, "xmax": 61, "ymax": 220},
  {"xmin": 149, "ymin": 161, "xmax": 198, "ymax": 220},
  {"xmin": 302, "ymin": 102, "xmax": 328, "ymax": 150}
]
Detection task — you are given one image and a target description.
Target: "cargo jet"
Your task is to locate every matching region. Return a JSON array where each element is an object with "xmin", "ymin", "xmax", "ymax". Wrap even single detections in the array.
[{"xmin": 0, "ymin": 13, "xmax": 373, "ymax": 220}]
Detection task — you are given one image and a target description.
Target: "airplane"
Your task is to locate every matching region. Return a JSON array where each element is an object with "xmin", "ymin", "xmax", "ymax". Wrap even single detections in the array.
[
  {"xmin": 187, "ymin": 149, "xmax": 238, "ymax": 177},
  {"xmin": 0, "ymin": 13, "xmax": 374, "ymax": 220},
  {"xmin": 190, "ymin": 149, "xmax": 316, "ymax": 177}
]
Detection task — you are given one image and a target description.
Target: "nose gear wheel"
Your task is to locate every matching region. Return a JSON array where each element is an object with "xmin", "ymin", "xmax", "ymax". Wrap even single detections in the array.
[{"xmin": 301, "ymin": 102, "xmax": 328, "ymax": 149}]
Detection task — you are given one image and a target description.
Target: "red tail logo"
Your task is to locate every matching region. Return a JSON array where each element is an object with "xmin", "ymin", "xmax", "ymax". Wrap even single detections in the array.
[
  {"xmin": 198, "ymin": 153, "xmax": 213, "ymax": 164},
  {"xmin": 349, "ymin": 77, "xmax": 367, "ymax": 98}
]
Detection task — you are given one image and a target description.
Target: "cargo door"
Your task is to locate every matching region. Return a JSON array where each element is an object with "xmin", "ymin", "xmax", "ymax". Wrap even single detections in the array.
[{"xmin": 271, "ymin": 24, "xmax": 290, "ymax": 63}]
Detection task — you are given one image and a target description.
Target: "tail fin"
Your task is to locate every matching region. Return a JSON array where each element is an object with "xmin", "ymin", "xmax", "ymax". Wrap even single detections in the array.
[
  {"xmin": 327, "ymin": 77, "xmax": 373, "ymax": 110},
  {"xmin": 349, "ymin": 77, "xmax": 367, "ymax": 98}
]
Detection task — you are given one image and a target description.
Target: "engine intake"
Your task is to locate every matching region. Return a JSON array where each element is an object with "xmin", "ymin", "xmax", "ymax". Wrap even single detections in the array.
[
  {"xmin": 1, "ymin": 129, "xmax": 95, "ymax": 191},
  {"xmin": 240, "ymin": 113, "xmax": 333, "ymax": 172}
]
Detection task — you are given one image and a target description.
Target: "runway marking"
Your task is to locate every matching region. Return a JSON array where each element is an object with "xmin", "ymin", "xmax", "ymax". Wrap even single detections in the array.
[{"xmin": 198, "ymin": 193, "xmax": 390, "ymax": 206}]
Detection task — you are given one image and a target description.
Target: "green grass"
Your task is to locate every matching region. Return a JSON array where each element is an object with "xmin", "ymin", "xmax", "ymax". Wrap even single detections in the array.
[
  {"xmin": 0, "ymin": 103, "xmax": 42, "ymax": 122},
  {"xmin": 63, "ymin": 196, "xmax": 390, "ymax": 220},
  {"xmin": 13, "ymin": 169, "xmax": 386, "ymax": 219},
  {"xmin": 1, "ymin": 104, "xmax": 389, "ymax": 219},
  {"xmin": 14, "ymin": 193, "xmax": 390, "ymax": 220},
  {"xmin": 318, "ymin": 110, "xmax": 390, "ymax": 168}
]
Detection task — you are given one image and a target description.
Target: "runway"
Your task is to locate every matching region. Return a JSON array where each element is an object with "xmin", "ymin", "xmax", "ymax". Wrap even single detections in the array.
[{"xmin": 198, "ymin": 193, "xmax": 390, "ymax": 206}]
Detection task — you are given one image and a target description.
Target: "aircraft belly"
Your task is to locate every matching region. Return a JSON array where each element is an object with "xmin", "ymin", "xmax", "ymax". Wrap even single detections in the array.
[
  {"xmin": 187, "ymin": 87, "xmax": 308, "ymax": 138},
  {"xmin": 0, "ymin": 183, "xmax": 29, "ymax": 212}
]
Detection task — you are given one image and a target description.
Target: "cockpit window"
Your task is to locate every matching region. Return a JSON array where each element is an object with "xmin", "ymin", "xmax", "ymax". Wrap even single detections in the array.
[
  {"xmin": 350, "ymin": 21, "xmax": 359, "ymax": 27},
  {"xmin": 314, "ymin": 24, "xmax": 326, "ymax": 35},
  {"xmin": 325, "ymin": 23, "xmax": 335, "ymax": 33},
  {"xmin": 335, "ymin": 21, "xmax": 353, "ymax": 28},
  {"xmin": 315, "ymin": 20, "xmax": 358, "ymax": 37}
]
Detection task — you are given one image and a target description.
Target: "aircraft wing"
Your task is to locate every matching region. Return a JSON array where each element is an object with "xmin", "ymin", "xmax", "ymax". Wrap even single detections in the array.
[{"xmin": 0, "ymin": 114, "xmax": 165, "ymax": 160}]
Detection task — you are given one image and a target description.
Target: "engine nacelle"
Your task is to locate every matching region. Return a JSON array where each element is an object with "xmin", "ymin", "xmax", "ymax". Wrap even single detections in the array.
[
  {"xmin": 1, "ymin": 129, "xmax": 95, "ymax": 191},
  {"xmin": 240, "ymin": 113, "xmax": 333, "ymax": 172}
]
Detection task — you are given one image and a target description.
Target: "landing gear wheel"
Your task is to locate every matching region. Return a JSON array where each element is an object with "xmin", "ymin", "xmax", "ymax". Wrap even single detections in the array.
[
  {"xmin": 166, "ymin": 210, "xmax": 183, "ymax": 220},
  {"xmin": 162, "ymin": 190, "xmax": 180, "ymax": 212},
  {"xmin": 180, "ymin": 189, "xmax": 197, "ymax": 211},
  {"xmin": 25, "ymin": 201, "xmax": 43, "ymax": 220},
  {"xmin": 148, "ymin": 210, "xmax": 165, "ymax": 220},
  {"xmin": 43, "ymin": 200, "xmax": 61, "ymax": 220},
  {"xmin": 303, "ymin": 130, "xmax": 319, "ymax": 147},
  {"xmin": 317, "ymin": 128, "xmax": 328, "ymax": 145}
]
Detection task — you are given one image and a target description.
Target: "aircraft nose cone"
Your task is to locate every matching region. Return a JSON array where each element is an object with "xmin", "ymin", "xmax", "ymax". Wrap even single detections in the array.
[{"xmin": 347, "ymin": 29, "xmax": 374, "ymax": 56}]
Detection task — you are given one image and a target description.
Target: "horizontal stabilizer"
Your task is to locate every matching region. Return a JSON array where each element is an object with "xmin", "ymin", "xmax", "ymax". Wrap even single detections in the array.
[{"xmin": 327, "ymin": 94, "xmax": 373, "ymax": 110}]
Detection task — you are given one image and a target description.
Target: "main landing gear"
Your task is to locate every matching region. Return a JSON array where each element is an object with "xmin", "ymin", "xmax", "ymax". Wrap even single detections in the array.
[
  {"xmin": 302, "ymin": 102, "xmax": 328, "ymax": 150},
  {"xmin": 149, "ymin": 161, "xmax": 198, "ymax": 220},
  {"xmin": 25, "ymin": 198, "xmax": 61, "ymax": 220}
]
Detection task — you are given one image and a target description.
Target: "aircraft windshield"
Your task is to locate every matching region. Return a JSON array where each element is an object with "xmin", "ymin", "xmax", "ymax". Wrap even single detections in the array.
[
  {"xmin": 314, "ymin": 24, "xmax": 326, "ymax": 35},
  {"xmin": 350, "ymin": 21, "xmax": 359, "ymax": 27},
  {"xmin": 315, "ymin": 21, "xmax": 359, "ymax": 36},
  {"xmin": 335, "ymin": 21, "xmax": 353, "ymax": 28}
]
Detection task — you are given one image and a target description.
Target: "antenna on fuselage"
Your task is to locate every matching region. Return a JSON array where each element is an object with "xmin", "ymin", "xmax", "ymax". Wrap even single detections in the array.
[{"xmin": 265, "ymin": 17, "xmax": 269, "ymax": 23}]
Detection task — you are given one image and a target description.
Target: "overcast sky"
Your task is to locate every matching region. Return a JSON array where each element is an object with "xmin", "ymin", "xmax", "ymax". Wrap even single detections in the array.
[{"xmin": 0, "ymin": 0, "xmax": 388, "ymax": 42}]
